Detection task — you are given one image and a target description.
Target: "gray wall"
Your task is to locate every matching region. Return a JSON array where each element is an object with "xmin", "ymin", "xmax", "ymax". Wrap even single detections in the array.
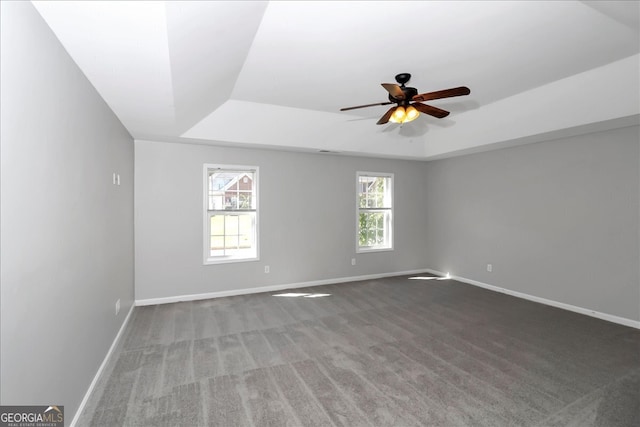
[
  {"xmin": 0, "ymin": 1, "xmax": 134, "ymax": 418},
  {"xmin": 424, "ymin": 125, "xmax": 640, "ymax": 321},
  {"xmin": 135, "ymin": 127, "xmax": 639, "ymax": 321},
  {"xmin": 135, "ymin": 140, "xmax": 428, "ymax": 301}
]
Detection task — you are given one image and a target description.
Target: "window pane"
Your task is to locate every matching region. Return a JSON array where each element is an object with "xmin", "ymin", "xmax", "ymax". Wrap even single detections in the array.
[
  {"xmin": 211, "ymin": 215, "xmax": 224, "ymax": 235},
  {"xmin": 209, "ymin": 194, "xmax": 224, "ymax": 210},
  {"xmin": 238, "ymin": 193, "xmax": 252, "ymax": 209},
  {"xmin": 239, "ymin": 214, "xmax": 252, "ymax": 248},
  {"xmin": 367, "ymin": 229, "xmax": 376, "ymax": 246},
  {"xmin": 239, "ymin": 214, "xmax": 252, "ymax": 232},
  {"xmin": 225, "ymin": 215, "xmax": 239, "ymax": 235},
  {"xmin": 210, "ymin": 236, "xmax": 224, "ymax": 253},
  {"xmin": 358, "ymin": 213, "xmax": 368, "ymax": 246},
  {"xmin": 225, "ymin": 235, "xmax": 239, "ymax": 249},
  {"xmin": 239, "ymin": 234, "xmax": 251, "ymax": 248}
]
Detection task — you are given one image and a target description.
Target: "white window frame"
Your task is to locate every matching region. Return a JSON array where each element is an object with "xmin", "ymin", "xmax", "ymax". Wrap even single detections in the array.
[
  {"xmin": 203, "ymin": 164, "xmax": 259, "ymax": 265},
  {"xmin": 356, "ymin": 171, "xmax": 394, "ymax": 253}
]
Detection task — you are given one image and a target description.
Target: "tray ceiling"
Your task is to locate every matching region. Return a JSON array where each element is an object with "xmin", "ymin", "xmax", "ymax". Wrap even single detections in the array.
[{"xmin": 33, "ymin": 1, "xmax": 639, "ymax": 159}]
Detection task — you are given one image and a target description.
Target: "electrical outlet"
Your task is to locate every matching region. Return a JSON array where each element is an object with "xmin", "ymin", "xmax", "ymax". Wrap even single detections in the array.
[
  {"xmin": 487, "ymin": 264, "xmax": 492, "ymax": 272},
  {"xmin": 264, "ymin": 265, "xmax": 270, "ymax": 273},
  {"xmin": 115, "ymin": 299, "xmax": 121, "ymax": 316},
  {"xmin": 351, "ymin": 258, "xmax": 356, "ymax": 266}
]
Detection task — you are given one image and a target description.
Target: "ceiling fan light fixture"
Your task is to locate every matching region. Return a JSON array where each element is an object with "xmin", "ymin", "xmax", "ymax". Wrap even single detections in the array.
[
  {"xmin": 404, "ymin": 105, "xmax": 420, "ymax": 122},
  {"xmin": 390, "ymin": 105, "xmax": 420, "ymax": 124},
  {"xmin": 390, "ymin": 106, "xmax": 406, "ymax": 123}
]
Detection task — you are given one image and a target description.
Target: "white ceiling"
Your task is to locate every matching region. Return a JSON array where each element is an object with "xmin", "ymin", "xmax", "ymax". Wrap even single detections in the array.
[{"xmin": 33, "ymin": 1, "xmax": 639, "ymax": 160}]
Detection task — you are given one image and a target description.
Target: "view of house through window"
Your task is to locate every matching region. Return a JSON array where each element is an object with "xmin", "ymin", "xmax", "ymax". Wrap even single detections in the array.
[
  {"xmin": 204, "ymin": 165, "xmax": 258, "ymax": 263},
  {"xmin": 357, "ymin": 172, "xmax": 393, "ymax": 251}
]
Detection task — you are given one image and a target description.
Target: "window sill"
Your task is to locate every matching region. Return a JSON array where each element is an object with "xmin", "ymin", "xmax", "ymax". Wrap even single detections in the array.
[
  {"xmin": 204, "ymin": 255, "xmax": 259, "ymax": 266},
  {"xmin": 356, "ymin": 246, "xmax": 394, "ymax": 254}
]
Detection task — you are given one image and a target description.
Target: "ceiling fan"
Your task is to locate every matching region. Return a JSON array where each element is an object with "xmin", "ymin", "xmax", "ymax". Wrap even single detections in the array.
[{"xmin": 340, "ymin": 73, "xmax": 470, "ymax": 125}]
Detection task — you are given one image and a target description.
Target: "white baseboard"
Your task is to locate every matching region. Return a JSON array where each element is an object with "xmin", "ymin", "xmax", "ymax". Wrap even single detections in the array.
[
  {"xmin": 136, "ymin": 268, "xmax": 640, "ymax": 328},
  {"xmin": 135, "ymin": 269, "xmax": 429, "ymax": 306},
  {"xmin": 424, "ymin": 268, "xmax": 640, "ymax": 329},
  {"xmin": 70, "ymin": 304, "xmax": 135, "ymax": 427}
]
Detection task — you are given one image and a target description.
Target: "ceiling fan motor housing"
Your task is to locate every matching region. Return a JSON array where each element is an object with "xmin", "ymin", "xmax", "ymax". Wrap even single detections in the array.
[{"xmin": 388, "ymin": 86, "xmax": 418, "ymax": 105}]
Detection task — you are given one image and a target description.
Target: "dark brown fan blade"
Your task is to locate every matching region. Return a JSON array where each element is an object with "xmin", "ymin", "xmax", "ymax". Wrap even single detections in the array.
[
  {"xmin": 340, "ymin": 101, "xmax": 394, "ymax": 111},
  {"xmin": 381, "ymin": 83, "xmax": 405, "ymax": 100},
  {"xmin": 412, "ymin": 102, "xmax": 450, "ymax": 118},
  {"xmin": 376, "ymin": 106, "xmax": 397, "ymax": 125},
  {"xmin": 412, "ymin": 86, "xmax": 470, "ymax": 102}
]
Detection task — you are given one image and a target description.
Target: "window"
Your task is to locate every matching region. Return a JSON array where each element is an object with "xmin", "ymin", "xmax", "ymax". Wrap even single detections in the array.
[
  {"xmin": 357, "ymin": 172, "xmax": 393, "ymax": 252},
  {"xmin": 204, "ymin": 164, "xmax": 258, "ymax": 264}
]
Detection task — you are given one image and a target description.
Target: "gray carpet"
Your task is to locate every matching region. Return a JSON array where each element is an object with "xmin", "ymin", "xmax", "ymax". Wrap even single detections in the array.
[{"xmin": 78, "ymin": 275, "xmax": 640, "ymax": 426}]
